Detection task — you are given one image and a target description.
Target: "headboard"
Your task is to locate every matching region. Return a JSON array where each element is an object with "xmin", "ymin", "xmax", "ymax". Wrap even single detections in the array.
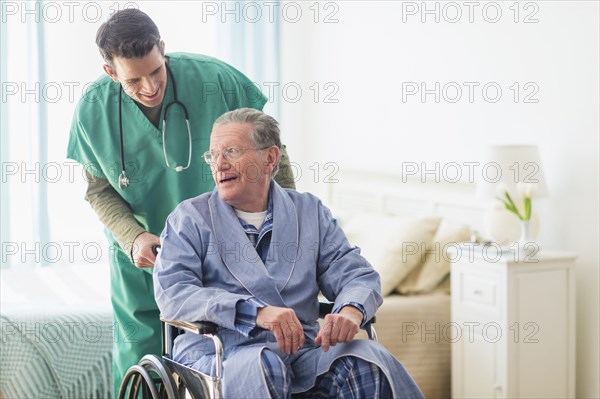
[{"xmin": 325, "ymin": 169, "xmax": 486, "ymax": 232}]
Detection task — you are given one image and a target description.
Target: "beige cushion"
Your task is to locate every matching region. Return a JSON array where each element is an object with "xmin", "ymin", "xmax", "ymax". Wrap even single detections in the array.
[
  {"xmin": 343, "ymin": 214, "xmax": 441, "ymax": 296},
  {"xmin": 397, "ymin": 221, "xmax": 471, "ymax": 295}
]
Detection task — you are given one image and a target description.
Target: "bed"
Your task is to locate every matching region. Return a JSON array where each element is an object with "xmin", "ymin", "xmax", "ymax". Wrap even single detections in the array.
[
  {"xmin": 0, "ymin": 265, "xmax": 113, "ymax": 398},
  {"xmin": 325, "ymin": 169, "xmax": 485, "ymax": 399}
]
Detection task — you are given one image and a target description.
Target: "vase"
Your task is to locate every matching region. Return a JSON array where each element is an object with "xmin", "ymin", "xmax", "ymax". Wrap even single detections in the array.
[
  {"xmin": 519, "ymin": 219, "xmax": 530, "ymax": 242},
  {"xmin": 518, "ymin": 219, "xmax": 538, "ymax": 255}
]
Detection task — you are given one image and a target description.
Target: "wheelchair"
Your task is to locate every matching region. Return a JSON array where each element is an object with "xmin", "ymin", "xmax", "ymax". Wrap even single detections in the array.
[{"xmin": 118, "ymin": 302, "xmax": 377, "ymax": 399}]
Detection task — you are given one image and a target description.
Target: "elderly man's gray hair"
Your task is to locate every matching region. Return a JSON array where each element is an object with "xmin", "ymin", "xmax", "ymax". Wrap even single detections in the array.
[{"xmin": 213, "ymin": 108, "xmax": 282, "ymax": 176}]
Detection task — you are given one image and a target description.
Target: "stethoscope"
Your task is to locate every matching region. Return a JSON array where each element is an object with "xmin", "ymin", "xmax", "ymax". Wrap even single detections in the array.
[{"xmin": 118, "ymin": 61, "xmax": 192, "ymax": 189}]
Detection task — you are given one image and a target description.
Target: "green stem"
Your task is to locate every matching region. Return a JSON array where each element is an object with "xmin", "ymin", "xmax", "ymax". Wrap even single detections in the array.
[
  {"xmin": 524, "ymin": 197, "xmax": 532, "ymax": 220},
  {"xmin": 504, "ymin": 192, "xmax": 524, "ymax": 220}
]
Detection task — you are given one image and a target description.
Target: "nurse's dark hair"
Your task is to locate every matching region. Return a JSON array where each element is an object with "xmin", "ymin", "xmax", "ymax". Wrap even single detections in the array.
[
  {"xmin": 96, "ymin": 9, "xmax": 162, "ymax": 69},
  {"xmin": 213, "ymin": 108, "xmax": 282, "ymax": 176}
]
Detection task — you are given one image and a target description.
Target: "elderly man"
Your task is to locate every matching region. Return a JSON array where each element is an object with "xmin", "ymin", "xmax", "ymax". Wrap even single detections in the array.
[{"xmin": 154, "ymin": 109, "xmax": 423, "ymax": 398}]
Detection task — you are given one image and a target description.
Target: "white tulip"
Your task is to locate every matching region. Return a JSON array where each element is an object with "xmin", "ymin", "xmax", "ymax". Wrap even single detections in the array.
[{"xmin": 517, "ymin": 182, "xmax": 539, "ymax": 198}]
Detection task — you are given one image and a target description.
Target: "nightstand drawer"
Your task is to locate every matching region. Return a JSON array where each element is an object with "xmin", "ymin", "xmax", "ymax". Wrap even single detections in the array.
[{"xmin": 461, "ymin": 274, "xmax": 497, "ymax": 307}]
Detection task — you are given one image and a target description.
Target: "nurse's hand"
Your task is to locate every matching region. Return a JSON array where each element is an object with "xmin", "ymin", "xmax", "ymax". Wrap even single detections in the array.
[
  {"xmin": 131, "ymin": 232, "xmax": 161, "ymax": 268},
  {"xmin": 257, "ymin": 306, "xmax": 305, "ymax": 355},
  {"xmin": 315, "ymin": 305, "xmax": 362, "ymax": 352}
]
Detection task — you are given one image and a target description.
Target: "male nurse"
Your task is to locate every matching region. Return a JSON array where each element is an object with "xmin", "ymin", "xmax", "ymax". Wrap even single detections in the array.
[{"xmin": 66, "ymin": 9, "xmax": 295, "ymax": 395}]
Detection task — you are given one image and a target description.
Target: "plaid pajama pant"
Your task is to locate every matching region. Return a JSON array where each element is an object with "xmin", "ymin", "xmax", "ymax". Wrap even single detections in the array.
[{"xmin": 260, "ymin": 350, "xmax": 393, "ymax": 399}]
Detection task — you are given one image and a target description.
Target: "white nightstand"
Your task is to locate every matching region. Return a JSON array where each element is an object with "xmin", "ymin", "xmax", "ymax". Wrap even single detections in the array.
[{"xmin": 450, "ymin": 246, "xmax": 576, "ymax": 399}]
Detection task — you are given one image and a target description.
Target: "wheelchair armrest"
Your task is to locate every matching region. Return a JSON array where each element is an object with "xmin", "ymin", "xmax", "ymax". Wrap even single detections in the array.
[
  {"xmin": 160, "ymin": 316, "xmax": 225, "ymax": 380},
  {"xmin": 318, "ymin": 302, "xmax": 376, "ymax": 325},
  {"xmin": 160, "ymin": 316, "xmax": 219, "ymax": 335}
]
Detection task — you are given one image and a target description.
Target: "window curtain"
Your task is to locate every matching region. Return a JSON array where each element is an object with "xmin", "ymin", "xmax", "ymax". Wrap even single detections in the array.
[
  {"xmin": 1, "ymin": 5, "xmax": 10, "ymax": 263},
  {"xmin": 1, "ymin": 1, "xmax": 51, "ymax": 267},
  {"xmin": 215, "ymin": 0, "xmax": 281, "ymax": 119}
]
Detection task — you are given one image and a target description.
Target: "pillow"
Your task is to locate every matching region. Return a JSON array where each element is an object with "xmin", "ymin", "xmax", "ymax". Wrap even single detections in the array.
[
  {"xmin": 342, "ymin": 213, "xmax": 441, "ymax": 296},
  {"xmin": 396, "ymin": 221, "xmax": 471, "ymax": 295}
]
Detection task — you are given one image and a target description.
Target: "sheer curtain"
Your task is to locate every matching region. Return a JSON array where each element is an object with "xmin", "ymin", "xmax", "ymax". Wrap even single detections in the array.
[
  {"xmin": 1, "ymin": 5, "xmax": 10, "ymax": 265},
  {"xmin": 1, "ymin": 1, "xmax": 280, "ymax": 269},
  {"xmin": 214, "ymin": 2, "xmax": 281, "ymax": 119},
  {"xmin": 2, "ymin": 1, "xmax": 52, "ymax": 267}
]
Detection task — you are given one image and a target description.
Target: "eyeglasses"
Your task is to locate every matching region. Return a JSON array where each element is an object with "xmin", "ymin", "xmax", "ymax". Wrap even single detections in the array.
[{"xmin": 203, "ymin": 147, "xmax": 269, "ymax": 164}]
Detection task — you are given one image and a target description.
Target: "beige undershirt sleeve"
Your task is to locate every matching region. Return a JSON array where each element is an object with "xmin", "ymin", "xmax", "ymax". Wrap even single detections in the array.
[
  {"xmin": 84, "ymin": 171, "xmax": 146, "ymax": 250},
  {"xmin": 274, "ymin": 145, "xmax": 296, "ymax": 189}
]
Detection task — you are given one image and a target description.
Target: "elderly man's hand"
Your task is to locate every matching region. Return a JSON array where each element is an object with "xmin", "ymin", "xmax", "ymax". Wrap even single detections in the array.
[
  {"xmin": 257, "ymin": 306, "xmax": 305, "ymax": 355},
  {"xmin": 315, "ymin": 305, "xmax": 363, "ymax": 352}
]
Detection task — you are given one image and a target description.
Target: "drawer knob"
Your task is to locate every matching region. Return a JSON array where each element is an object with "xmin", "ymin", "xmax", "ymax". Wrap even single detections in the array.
[{"xmin": 473, "ymin": 289, "xmax": 483, "ymax": 296}]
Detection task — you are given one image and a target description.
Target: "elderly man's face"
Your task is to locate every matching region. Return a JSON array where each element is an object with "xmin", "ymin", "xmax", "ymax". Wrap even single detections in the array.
[{"xmin": 209, "ymin": 122, "xmax": 277, "ymax": 212}]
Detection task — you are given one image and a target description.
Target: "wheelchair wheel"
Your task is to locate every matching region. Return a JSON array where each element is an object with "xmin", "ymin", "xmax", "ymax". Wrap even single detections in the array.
[{"xmin": 118, "ymin": 355, "xmax": 180, "ymax": 399}]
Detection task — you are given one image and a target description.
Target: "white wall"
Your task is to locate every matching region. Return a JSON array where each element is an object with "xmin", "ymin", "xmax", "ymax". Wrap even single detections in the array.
[{"xmin": 280, "ymin": 1, "xmax": 599, "ymax": 397}]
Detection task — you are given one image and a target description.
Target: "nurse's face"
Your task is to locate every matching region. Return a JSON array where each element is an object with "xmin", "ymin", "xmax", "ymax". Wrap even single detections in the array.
[
  {"xmin": 209, "ymin": 123, "xmax": 279, "ymax": 212},
  {"xmin": 103, "ymin": 43, "xmax": 168, "ymax": 108}
]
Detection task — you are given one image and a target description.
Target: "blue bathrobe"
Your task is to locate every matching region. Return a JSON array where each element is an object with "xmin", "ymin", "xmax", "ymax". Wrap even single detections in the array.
[{"xmin": 153, "ymin": 183, "xmax": 423, "ymax": 398}]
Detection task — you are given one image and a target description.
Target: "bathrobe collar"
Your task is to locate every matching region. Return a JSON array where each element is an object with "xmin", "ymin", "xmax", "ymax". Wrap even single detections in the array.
[{"xmin": 208, "ymin": 182, "xmax": 299, "ymax": 307}]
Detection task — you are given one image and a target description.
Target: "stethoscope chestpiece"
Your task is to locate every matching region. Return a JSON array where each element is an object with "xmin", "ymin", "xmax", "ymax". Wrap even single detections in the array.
[{"xmin": 119, "ymin": 171, "xmax": 130, "ymax": 189}]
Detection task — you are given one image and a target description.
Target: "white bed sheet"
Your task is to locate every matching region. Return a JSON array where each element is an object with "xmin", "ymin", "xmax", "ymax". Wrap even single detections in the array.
[{"xmin": 0, "ymin": 265, "xmax": 113, "ymax": 398}]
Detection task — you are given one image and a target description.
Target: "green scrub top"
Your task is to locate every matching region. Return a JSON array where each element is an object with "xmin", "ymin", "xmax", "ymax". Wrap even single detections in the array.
[
  {"xmin": 67, "ymin": 52, "xmax": 267, "ymax": 396},
  {"xmin": 68, "ymin": 52, "xmax": 267, "ymax": 241}
]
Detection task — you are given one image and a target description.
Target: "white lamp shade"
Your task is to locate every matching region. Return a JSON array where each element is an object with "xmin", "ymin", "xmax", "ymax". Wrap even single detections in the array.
[{"xmin": 476, "ymin": 145, "xmax": 549, "ymax": 200}]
